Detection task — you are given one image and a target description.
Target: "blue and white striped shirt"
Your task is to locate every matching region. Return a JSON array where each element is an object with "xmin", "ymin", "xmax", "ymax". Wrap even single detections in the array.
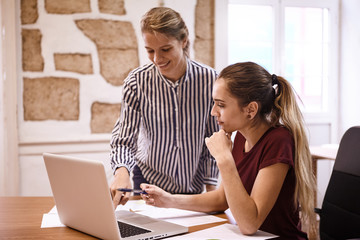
[{"xmin": 110, "ymin": 58, "xmax": 219, "ymax": 194}]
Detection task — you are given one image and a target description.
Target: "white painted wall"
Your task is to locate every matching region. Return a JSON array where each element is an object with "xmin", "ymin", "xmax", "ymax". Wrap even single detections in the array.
[{"xmin": 339, "ymin": 0, "xmax": 360, "ymax": 137}]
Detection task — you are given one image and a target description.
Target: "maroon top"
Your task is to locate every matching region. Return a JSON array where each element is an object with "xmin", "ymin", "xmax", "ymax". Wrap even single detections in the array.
[{"xmin": 232, "ymin": 127, "xmax": 308, "ymax": 240}]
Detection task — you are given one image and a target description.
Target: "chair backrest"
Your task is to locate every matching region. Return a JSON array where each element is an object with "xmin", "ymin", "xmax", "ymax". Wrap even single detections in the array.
[{"xmin": 318, "ymin": 126, "xmax": 360, "ymax": 240}]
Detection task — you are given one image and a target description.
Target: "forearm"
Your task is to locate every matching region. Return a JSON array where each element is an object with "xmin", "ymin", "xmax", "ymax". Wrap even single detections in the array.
[
  {"xmin": 142, "ymin": 183, "xmax": 228, "ymax": 213},
  {"xmin": 110, "ymin": 166, "xmax": 132, "ymax": 207},
  {"xmin": 219, "ymin": 161, "xmax": 260, "ymax": 234},
  {"xmin": 170, "ymin": 188, "xmax": 228, "ymax": 213}
]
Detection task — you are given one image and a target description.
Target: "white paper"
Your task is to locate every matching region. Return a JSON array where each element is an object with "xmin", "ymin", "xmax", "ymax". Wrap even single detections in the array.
[
  {"xmin": 168, "ymin": 223, "xmax": 278, "ymax": 240},
  {"xmin": 116, "ymin": 200, "xmax": 227, "ymax": 227},
  {"xmin": 41, "ymin": 200, "xmax": 227, "ymax": 228},
  {"xmin": 161, "ymin": 214, "xmax": 227, "ymax": 227},
  {"xmin": 40, "ymin": 213, "xmax": 65, "ymax": 228},
  {"xmin": 116, "ymin": 199, "xmax": 148, "ymax": 212},
  {"xmin": 48, "ymin": 205, "xmax": 58, "ymax": 214},
  {"xmin": 225, "ymin": 208, "xmax": 237, "ymax": 225}
]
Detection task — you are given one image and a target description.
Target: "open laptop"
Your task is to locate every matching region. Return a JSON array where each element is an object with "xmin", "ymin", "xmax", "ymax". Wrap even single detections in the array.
[{"xmin": 43, "ymin": 153, "xmax": 188, "ymax": 240}]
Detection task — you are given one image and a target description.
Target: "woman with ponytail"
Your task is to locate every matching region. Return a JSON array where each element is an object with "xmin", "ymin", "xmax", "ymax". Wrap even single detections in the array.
[{"xmin": 140, "ymin": 62, "xmax": 316, "ymax": 239}]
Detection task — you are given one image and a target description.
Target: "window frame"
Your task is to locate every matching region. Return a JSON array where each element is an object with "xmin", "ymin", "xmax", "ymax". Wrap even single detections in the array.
[{"xmin": 215, "ymin": 0, "xmax": 340, "ymax": 142}]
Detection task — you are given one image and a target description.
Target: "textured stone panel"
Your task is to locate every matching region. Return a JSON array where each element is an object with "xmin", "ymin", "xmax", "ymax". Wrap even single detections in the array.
[
  {"xmin": 91, "ymin": 102, "xmax": 121, "ymax": 133},
  {"xmin": 75, "ymin": 19, "xmax": 137, "ymax": 49},
  {"xmin": 194, "ymin": 39, "xmax": 214, "ymax": 68},
  {"xmin": 21, "ymin": 0, "xmax": 38, "ymax": 24},
  {"xmin": 23, "ymin": 77, "xmax": 79, "ymax": 120},
  {"xmin": 99, "ymin": 48, "xmax": 139, "ymax": 86},
  {"xmin": 22, "ymin": 29, "xmax": 44, "ymax": 71},
  {"xmin": 99, "ymin": 0, "xmax": 126, "ymax": 15},
  {"xmin": 54, "ymin": 53, "xmax": 93, "ymax": 74},
  {"xmin": 194, "ymin": 0, "xmax": 215, "ymax": 68},
  {"xmin": 45, "ymin": 0, "xmax": 91, "ymax": 14},
  {"xmin": 195, "ymin": 0, "xmax": 214, "ymax": 40}
]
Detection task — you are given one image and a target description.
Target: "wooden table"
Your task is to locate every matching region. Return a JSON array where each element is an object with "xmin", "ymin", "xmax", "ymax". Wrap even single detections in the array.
[
  {"xmin": 308, "ymin": 144, "xmax": 338, "ymax": 240},
  {"xmin": 0, "ymin": 197, "xmax": 228, "ymax": 239},
  {"xmin": 310, "ymin": 144, "xmax": 338, "ymax": 162},
  {"xmin": 310, "ymin": 144, "xmax": 338, "ymax": 203}
]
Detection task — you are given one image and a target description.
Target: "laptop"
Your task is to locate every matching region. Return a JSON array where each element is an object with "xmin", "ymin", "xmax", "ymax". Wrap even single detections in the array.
[{"xmin": 43, "ymin": 153, "xmax": 188, "ymax": 240}]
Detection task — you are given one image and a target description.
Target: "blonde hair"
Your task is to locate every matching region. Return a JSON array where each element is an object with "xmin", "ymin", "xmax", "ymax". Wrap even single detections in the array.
[
  {"xmin": 218, "ymin": 62, "xmax": 316, "ymax": 235},
  {"xmin": 140, "ymin": 7, "xmax": 190, "ymax": 57},
  {"xmin": 274, "ymin": 76, "xmax": 317, "ymax": 234}
]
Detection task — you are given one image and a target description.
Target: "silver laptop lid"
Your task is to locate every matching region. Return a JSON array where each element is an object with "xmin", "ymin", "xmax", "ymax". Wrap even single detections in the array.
[
  {"xmin": 43, "ymin": 153, "xmax": 188, "ymax": 240},
  {"xmin": 44, "ymin": 153, "xmax": 121, "ymax": 239}
]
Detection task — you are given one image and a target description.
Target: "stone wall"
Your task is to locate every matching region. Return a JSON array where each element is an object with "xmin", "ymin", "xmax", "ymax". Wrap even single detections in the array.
[
  {"xmin": 20, "ymin": 0, "xmax": 214, "ymax": 135},
  {"xmin": 194, "ymin": 0, "xmax": 214, "ymax": 67}
]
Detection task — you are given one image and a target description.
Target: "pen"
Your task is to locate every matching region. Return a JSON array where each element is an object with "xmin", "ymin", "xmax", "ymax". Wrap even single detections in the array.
[{"xmin": 117, "ymin": 188, "xmax": 148, "ymax": 194}]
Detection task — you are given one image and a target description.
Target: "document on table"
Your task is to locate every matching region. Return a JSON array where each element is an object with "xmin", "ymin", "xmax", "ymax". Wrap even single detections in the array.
[
  {"xmin": 41, "ymin": 206, "xmax": 65, "ymax": 228},
  {"xmin": 116, "ymin": 200, "xmax": 227, "ymax": 227},
  {"xmin": 168, "ymin": 223, "xmax": 278, "ymax": 240},
  {"xmin": 41, "ymin": 200, "xmax": 227, "ymax": 228}
]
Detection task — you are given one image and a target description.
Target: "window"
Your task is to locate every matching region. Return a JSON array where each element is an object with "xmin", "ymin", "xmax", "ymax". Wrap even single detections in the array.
[
  {"xmin": 215, "ymin": 0, "xmax": 339, "ymax": 117},
  {"xmin": 228, "ymin": 5, "xmax": 274, "ymax": 71}
]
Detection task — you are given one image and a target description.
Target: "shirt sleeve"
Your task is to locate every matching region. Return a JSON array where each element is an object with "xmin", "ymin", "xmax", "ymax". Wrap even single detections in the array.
[
  {"xmin": 110, "ymin": 75, "xmax": 141, "ymax": 174},
  {"xmin": 201, "ymin": 69, "xmax": 220, "ymax": 185},
  {"xmin": 201, "ymin": 112, "xmax": 220, "ymax": 185},
  {"xmin": 259, "ymin": 128, "xmax": 295, "ymax": 170}
]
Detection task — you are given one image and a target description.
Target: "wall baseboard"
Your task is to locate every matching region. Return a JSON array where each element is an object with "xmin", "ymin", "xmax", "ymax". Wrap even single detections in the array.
[{"xmin": 19, "ymin": 137, "xmax": 111, "ymax": 156}]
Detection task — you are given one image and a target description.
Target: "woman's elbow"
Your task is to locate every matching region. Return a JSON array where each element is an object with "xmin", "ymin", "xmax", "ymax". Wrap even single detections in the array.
[
  {"xmin": 239, "ymin": 226, "xmax": 258, "ymax": 236},
  {"xmin": 237, "ymin": 222, "xmax": 260, "ymax": 236}
]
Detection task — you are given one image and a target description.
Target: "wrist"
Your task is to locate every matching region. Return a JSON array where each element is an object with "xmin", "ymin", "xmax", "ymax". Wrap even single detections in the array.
[
  {"xmin": 115, "ymin": 167, "xmax": 130, "ymax": 177},
  {"xmin": 216, "ymin": 153, "xmax": 235, "ymax": 169},
  {"xmin": 168, "ymin": 193, "xmax": 180, "ymax": 208}
]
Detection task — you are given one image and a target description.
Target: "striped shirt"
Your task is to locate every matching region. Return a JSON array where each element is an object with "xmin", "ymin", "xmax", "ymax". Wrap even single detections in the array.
[{"xmin": 110, "ymin": 58, "xmax": 219, "ymax": 194}]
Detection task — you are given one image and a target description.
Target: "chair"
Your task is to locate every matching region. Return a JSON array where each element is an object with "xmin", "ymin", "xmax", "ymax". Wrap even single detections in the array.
[{"xmin": 315, "ymin": 126, "xmax": 360, "ymax": 240}]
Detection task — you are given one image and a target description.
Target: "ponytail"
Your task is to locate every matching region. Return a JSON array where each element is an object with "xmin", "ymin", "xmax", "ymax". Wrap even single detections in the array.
[{"xmin": 272, "ymin": 76, "xmax": 316, "ymax": 234}]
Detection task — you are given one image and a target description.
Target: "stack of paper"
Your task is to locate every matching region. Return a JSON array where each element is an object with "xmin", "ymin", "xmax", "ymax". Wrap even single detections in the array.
[
  {"xmin": 116, "ymin": 200, "xmax": 227, "ymax": 227},
  {"xmin": 41, "ymin": 200, "xmax": 227, "ymax": 228},
  {"xmin": 168, "ymin": 223, "xmax": 278, "ymax": 239},
  {"xmin": 41, "ymin": 200, "xmax": 278, "ymax": 239}
]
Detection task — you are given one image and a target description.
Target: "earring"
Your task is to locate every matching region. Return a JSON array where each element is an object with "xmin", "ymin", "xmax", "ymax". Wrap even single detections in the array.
[{"xmin": 247, "ymin": 114, "xmax": 251, "ymax": 119}]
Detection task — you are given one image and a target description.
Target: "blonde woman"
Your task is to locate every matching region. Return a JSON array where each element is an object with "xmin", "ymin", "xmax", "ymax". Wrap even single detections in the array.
[
  {"xmin": 141, "ymin": 62, "xmax": 316, "ymax": 239},
  {"xmin": 110, "ymin": 7, "xmax": 219, "ymax": 208}
]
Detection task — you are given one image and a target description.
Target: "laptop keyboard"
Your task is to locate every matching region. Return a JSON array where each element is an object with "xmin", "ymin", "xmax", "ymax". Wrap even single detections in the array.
[{"xmin": 118, "ymin": 221, "xmax": 151, "ymax": 238}]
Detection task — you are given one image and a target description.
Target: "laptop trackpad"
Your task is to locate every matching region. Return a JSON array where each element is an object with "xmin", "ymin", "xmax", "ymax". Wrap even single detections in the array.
[{"xmin": 116, "ymin": 210, "xmax": 158, "ymax": 225}]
